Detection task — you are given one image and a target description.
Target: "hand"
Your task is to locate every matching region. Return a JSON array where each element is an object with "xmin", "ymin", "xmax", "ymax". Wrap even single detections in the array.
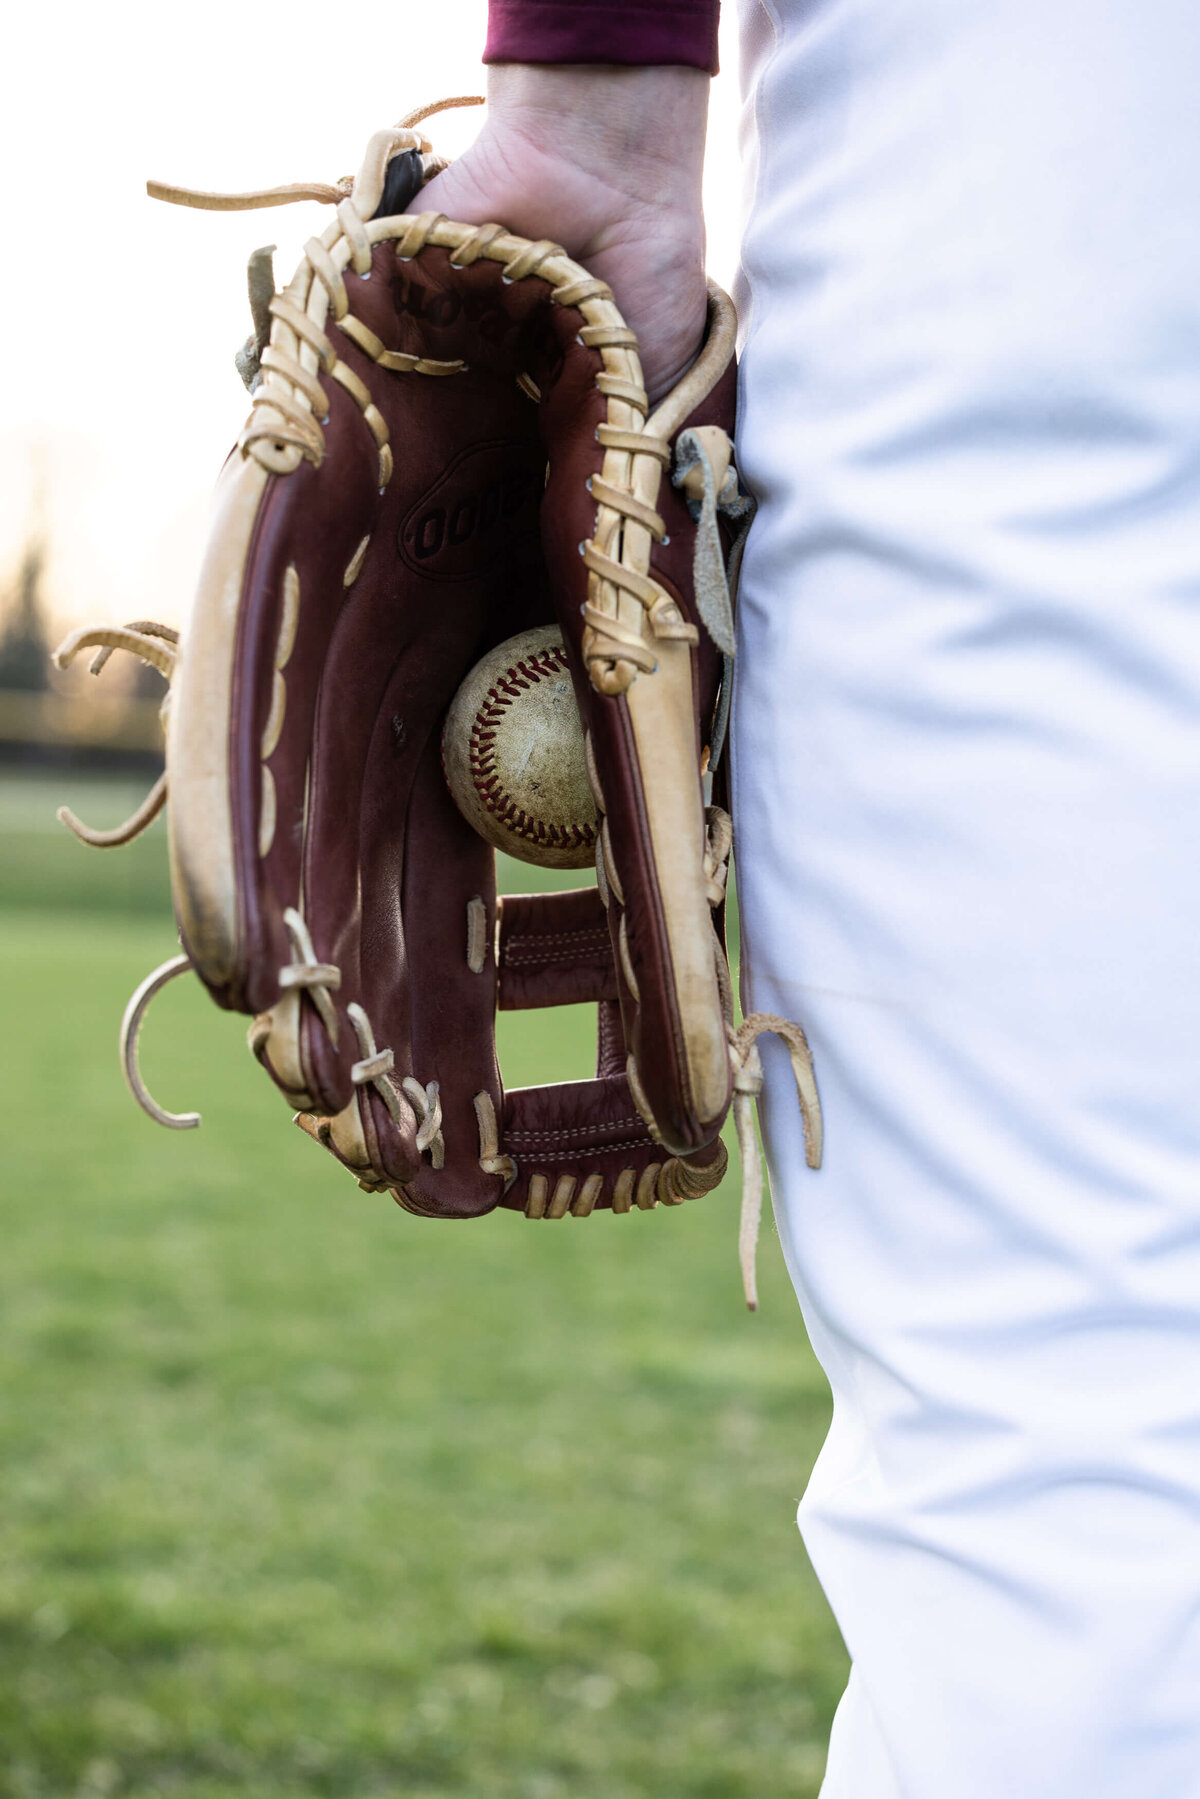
[{"xmin": 417, "ymin": 64, "xmax": 710, "ymax": 403}]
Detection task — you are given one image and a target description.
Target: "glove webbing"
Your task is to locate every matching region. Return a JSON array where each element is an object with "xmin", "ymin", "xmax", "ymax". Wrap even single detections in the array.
[{"xmin": 149, "ymin": 125, "xmax": 718, "ymax": 700}]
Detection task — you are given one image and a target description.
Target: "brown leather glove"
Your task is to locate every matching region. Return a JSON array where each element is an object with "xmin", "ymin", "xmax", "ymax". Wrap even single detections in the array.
[{"xmin": 54, "ymin": 109, "xmax": 822, "ymax": 1296}]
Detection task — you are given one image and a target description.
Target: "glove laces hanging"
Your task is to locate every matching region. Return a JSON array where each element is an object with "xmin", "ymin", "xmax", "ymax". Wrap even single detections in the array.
[
  {"xmin": 700, "ymin": 815, "xmax": 824, "ymax": 1311},
  {"xmin": 52, "ymin": 621, "xmax": 177, "ymax": 847},
  {"xmin": 728, "ymin": 1013, "xmax": 823, "ymax": 1311}
]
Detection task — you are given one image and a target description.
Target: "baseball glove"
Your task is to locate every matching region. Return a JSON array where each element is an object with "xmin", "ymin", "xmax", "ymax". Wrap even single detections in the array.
[{"xmin": 53, "ymin": 102, "xmax": 822, "ymax": 1307}]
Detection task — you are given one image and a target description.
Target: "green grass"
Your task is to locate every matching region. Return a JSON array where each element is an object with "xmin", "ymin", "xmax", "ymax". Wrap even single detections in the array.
[
  {"xmin": 0, "ymin": 771, "xmax": 170, "ymax": 915},
  {"xmin": 0, "ymin": 781, "xmax": 844, "ymax": 1798}
]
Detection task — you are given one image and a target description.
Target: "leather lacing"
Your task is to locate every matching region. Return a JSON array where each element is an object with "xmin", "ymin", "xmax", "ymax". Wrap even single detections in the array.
[
  {"xmin": 148, "ymin": 98, "xmax": 722, "ymax": 698},
  {"xmin": 51, "ymin": 620, "xmax": 207, "ymax": 1130},
  {"xmin": 57, "ymin": 104, "xmax": 733, "ymax": 1166},
  {"xmin": 277, "ymin": 907, "xmax": 340, "ymax": 1045},
  {"xmin": 473, "ymin": 1092, "xmax": 728, "ymax": 1218},
  {"xmin": 53, "ymin": 622, "xmax": 176, "ymax": 847},
  {"xmin": 504, "ymin": 802, "xmax": 822, "ymax": 1305},
  {"xmin": 728, "ymin": 1016, "xmax": 823, "ymax": 1311},
  {"xmin": 260, "ymin": 909, "xmax": 447, "ymax": 1171},
  {"xmin": 52, "ymin": 106, "xmax": 823, "ymax": 1298},
  {"xmin": 700, "ymin": 808, "xmax": 824, "ymax": 1309},
  {"xmin": 48, "ymin": 624, "xmax": 427, "ymax": 1156}
]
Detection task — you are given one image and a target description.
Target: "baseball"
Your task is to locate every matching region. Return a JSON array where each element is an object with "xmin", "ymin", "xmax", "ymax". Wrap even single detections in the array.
[{"xmin": 442, "ymin": 625, "xmax": 599, "ymax": 870}]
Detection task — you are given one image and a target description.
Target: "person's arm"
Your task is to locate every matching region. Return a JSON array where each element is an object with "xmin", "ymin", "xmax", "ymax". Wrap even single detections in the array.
[
  {"xmin": 418, "ymin": 9, "xmax": 716, "ymax": 401},
  {"xmin": 483, "ymin": 0, "xmax": 719, "ymax": 73}
]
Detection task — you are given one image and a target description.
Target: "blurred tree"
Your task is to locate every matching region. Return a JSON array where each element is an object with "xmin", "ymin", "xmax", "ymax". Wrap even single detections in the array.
[{"xmin": 0, "ymin": 533, "xmax": 51, "ymax": 692}]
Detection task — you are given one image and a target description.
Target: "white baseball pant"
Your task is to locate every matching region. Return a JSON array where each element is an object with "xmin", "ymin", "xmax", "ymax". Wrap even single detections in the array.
[{"xmin": 732, "ymin": 1, "xmax": 1200, "ymax": 1793}]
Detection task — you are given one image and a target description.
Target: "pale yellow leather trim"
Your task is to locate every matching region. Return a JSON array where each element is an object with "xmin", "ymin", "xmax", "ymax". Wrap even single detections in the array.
[
  {"xmin": 625, "ymin": 645, "xmax": 730, "ymax": 1127},
  {"xmin": 261, "ymin": 671, "xmax": 286, "ymax": 759},
  {"xmin": 572, "ymin": 1172, "xmax": 603, "ymax": 1217},
  {"xmin": 325, "ymin": 1091, "xmax": 372, "ymax": 1170},
  {"xmin": 258, "ymin": 990, "xmax": 308, "ymax": 1096},
  {"xmin": 526, "ymin": 1174, "xmax": 549, "ymax": 1219},
  {"xmin": 343, "ymin": 534, "xmax": 371, "ymax": 587},
  {"xmin": 259, "ymin": 765, "xmax": 277, "ymax": 858},
  {"xmin": 647, "ymin": 282, "xmax": 737, "ymax": 442},
  {"xmin": 276, "ymin": 566, "xmax": 300, "ymax": 667},
  {"xmin": 599, "ymin": 284, "xmax": 735, "ymax": 1132},
  {"xmin": 167, "ymin": 455, "xmax": 269, "ymax": 987},
  {"xmin": 618, "ymin": 913, "xmax": 640, "ymax": 1002},
  {"xmin": 600, "ymin": 819, "xmax": 624, "ymax": 906},
  {"xmin": 612, "ymin": 1169, "xmax": 635, "ymax": 1213}
]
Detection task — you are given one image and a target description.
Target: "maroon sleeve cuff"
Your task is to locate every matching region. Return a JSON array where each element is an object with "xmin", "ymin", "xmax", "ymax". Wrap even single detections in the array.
[{"xmin": 484, "ymin": 2, "xmax": 720, "ymax": 76}]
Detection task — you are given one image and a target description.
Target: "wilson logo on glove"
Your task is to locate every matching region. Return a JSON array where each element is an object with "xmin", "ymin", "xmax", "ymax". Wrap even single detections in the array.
[
  {"xmin": 53, "ymin": 99, "xmax": 823, "ymax": 1310},
  {"xmin": 400, "ymin": 441, "xmax": 542, "ymax": 576}
]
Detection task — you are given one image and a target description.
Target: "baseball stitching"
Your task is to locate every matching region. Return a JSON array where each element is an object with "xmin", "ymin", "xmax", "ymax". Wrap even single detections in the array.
[{"xmin": 468, "ymin": 646, "xmax": 598, "ymax": 854}]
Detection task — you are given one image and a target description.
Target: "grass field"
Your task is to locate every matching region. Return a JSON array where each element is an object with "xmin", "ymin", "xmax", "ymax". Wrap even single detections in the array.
[
  {"xmin": 0, "ymin": 772, "xmax": 845, "ymax": 1798},
  {"xmin": 0, "ymin": 771, "xmax": 170, "ymax": 915}
]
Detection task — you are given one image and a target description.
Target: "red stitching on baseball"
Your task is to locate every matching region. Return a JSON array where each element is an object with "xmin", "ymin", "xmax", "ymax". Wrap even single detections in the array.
[{"xmin": 468, "ymin": 644, "xmax": 599, "ymax": 852}]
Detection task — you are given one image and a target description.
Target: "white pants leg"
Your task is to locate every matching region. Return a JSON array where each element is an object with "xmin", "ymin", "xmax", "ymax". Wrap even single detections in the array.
[{"xmin": 732, "ymin": 2, "xmax": 1200, "ymax": 1794}]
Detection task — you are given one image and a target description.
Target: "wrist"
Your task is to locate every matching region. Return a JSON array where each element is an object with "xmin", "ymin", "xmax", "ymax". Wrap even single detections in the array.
[
  {"xmin": 416, "ymin": 62, "xmax": 710, "ymax": 401},
  {"xmin": 483, "ymin": 63, "xmax": 709, "ymax": 207}
]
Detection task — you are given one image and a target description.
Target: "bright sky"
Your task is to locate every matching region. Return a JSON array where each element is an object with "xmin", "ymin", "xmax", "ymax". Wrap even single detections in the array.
[{"xmin": 1, "ymin": 1, "xmax": 744, "ymax": 637}]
